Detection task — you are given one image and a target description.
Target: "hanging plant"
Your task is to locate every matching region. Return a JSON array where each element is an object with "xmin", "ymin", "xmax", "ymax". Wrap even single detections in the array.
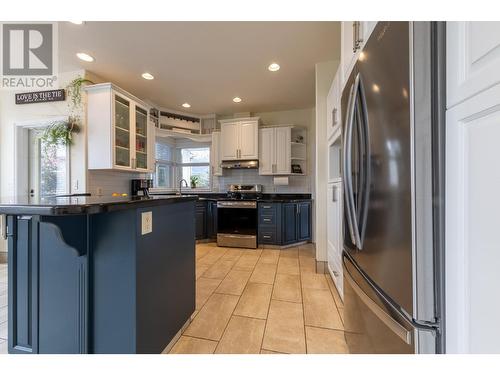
[
  {"xmin": 40, "ymin": 116, "xmax": 80, "ymax": 146},
  {"xmin": 39, "ymin": 76, "xmax": 93, "ymax": 147},
  {"xmin": 66, "ymin": 77, "xmax": 94, "ymax": 112}
]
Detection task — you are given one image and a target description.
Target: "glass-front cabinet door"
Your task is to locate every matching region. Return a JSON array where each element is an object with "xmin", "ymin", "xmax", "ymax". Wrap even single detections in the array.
[
  {"xmin": 135, "ymin": 105, "xmax": 148, "ymax": 170},
  {"xmin": 114, "ymin": 94, "xmax": 131, "ymax": 168}
]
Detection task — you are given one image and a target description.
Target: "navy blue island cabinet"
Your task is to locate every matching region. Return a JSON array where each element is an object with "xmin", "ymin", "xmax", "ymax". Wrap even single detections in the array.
[{"xmin": 0, "ymin": 195, "xmax": 197, "ymax": 354}]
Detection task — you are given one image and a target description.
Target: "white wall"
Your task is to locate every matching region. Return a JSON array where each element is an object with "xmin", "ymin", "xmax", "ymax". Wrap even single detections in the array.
[
  {"xmin": 0, "ymin": 70, "xmax": 88, "ymax": 197},
  {"xmin": 314, "ymin": 60, "xmax": 339, "ymax": 262}
]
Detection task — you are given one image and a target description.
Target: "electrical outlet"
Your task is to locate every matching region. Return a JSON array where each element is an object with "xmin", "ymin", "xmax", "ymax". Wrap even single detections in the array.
[
  {"xmin": 141, "ymin": 211, "xmax": 153, "ymax": 235},
  {"xmin": 96, "ymin": 187, "xmax": 103, "ymax": 196}
]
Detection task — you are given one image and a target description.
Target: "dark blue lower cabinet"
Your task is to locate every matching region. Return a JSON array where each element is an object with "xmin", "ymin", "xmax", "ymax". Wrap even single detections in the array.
[
  {"xmin": 206, "ymin": 201, "xmax": 218, "ymax": 239},
  {"xmin": 258, "ymin": 201, "xmax": 311, "ymax": 246},
  {"xmin": 282, "ymin": 203, "xmax": 298, "ymax": 245},
  {"xmin": 195, "ymin": 201, "xmax": 207, "ymax": 240},
  {"xmin": 297, "ymin": 202, "xmax": 312, "ymax": 241}
]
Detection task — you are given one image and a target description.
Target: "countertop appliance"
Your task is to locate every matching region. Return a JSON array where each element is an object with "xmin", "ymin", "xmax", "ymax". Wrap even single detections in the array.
[
  {"xmin": 217, "ymin": 185, "xmax": 262, "ymax": 248},
  {"xmin": 341, "ymin": 22, "xmax": 445, "ymax": 354},
  {"xmin": 131, "ymin": 178, "xmax": 152, "ymax": 198}
]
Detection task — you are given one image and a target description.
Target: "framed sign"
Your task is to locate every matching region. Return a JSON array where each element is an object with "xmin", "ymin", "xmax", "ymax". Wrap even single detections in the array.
[{"xmin": 15, "ymin": 89, "xmax": 66, "ymax": 105}]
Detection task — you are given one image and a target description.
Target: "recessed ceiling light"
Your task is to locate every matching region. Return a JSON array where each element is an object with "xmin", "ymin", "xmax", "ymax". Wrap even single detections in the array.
[
  {"xmin": 268, "ymin": 63, "xmax": 280, "ymax": 72},
  {"xmin": 233, "ymin": 97, "xmax": 242, "ymax": 103},
  {"xmin": 141, "ymin": 72, "xmax": 154, "ymax": 80},
  {"xmin": 69, "ymin": 21, "xmax": 84, "ymax": 25},
  {"xmin": 182, "ymin": 103, "xmax": 191, "ymax": 108},
  {"xmin": 372, "ymin": 84, "xmax": 380, "ymax": 93},
  {"xmin": 358, "ymin": 52, "xmax": 366, "ymax": 61},
  {"xmin": 76, "ymin": 52, "xmax": 94, "ymax": 62}
]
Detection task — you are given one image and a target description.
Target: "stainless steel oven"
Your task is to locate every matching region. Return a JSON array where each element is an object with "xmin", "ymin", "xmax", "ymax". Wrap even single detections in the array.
[{"xmin": 217, "ymin": 200, "xmax": 257, "ymax": 248}]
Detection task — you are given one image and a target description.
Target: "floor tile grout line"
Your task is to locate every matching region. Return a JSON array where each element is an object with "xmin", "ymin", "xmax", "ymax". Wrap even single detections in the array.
[
  {"xmin": 259, "ymin": 247, "xmax": 283, "ymax": 353},
  {"xmin": 298, "ymin": 255, "xmax": 309, "ymax": 354},
  {"xmin": 181, "ymin": 332, "xmax": 220, "ymax": 343},
  {"xmin": 304, "ymin": 324, "xmax": 346, "ymax": 334}
]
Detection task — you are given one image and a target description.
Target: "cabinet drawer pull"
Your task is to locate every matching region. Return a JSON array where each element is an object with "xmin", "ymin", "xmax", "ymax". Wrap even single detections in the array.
[
  {"xmin": 263, "ymin": 218, "xmax": 271, "ymax": 222},
  {"xmin": 262, "ymin": 205, "xmax": 272, "ymax": 209},
  {"xmin": 263, "ymin": 235, "xmax": 272, "ymax": 239}
]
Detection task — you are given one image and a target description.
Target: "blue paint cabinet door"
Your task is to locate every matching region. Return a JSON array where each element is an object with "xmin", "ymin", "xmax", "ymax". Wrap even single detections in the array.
[
  {"xmin": 195, "ymin": 202, "xmax": 207, "ymax": 239},
  {"xmin": 297, "ymin": 202, "xmax": 312, "ymax": 241},
  {"xmin": 207, "ymin": 201, "xmax": 218, "ymax": 239},
  {"xmin": 282, "ymin": 203, "xmax": 298, "ymax": 245}
]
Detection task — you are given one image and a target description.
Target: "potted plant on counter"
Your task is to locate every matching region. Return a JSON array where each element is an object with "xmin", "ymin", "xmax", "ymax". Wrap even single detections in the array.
[{"xmin": 190, "ymin": 175, "xmax": 200, "ymax": 189}]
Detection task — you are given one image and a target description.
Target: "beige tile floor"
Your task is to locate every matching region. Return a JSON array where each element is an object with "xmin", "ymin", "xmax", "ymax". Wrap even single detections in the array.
[
  {"xmin": 0, "ymin": 243, "xmax": 347, "ymax": 355},
  {"xmin": 169, "ymin": 242, "xmax": 347, "ymax": 354}
]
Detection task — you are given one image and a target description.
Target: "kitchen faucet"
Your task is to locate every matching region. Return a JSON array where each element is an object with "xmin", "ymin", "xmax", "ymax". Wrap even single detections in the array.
[{"xmin": 178, "ymin": 179, "xmax": 188, "ymax": 195}]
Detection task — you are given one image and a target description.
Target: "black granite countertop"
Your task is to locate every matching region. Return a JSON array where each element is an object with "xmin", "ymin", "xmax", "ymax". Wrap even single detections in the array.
[
  {"xmin": 151, "ymin": 192, "xmax": 312, "ymax": 203},
  {"xmin": 0, "ymin": 195, "xmax": 198, "ymax": 216}
]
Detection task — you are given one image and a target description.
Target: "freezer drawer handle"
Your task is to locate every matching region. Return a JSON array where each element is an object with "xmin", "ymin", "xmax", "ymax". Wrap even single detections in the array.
[{"xmin": 344, "ymin": 269, "xmax": 413, "ymax": 345}]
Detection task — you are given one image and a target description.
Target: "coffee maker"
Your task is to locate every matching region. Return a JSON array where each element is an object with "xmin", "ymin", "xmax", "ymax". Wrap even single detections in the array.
[{"xmin": 131, "ymin": 179, "xmax": 153, "ymax": 198}]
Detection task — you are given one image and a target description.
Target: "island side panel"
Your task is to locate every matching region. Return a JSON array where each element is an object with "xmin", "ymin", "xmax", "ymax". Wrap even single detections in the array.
[
  {"xmin": 91, "ymin": 209, "xmax": 137, "ymax": 354},
  {"xmin": 135, "ymin": 201, "xmax": 196, "ymax": 353},
  {"xmin": 37, "ymin": 216, "xmax": 89, "ymax": 353},
  {"xmin": 7, "ymin": 215, "xmax": 89, "ymax": 354}
]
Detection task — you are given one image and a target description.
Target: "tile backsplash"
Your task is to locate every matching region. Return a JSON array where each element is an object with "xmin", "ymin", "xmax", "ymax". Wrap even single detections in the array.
[
  {"xmin": 212, "ymin": 169, "xmax": 311, "ymax": 193},
  {"xmin": 88, "ymin": 170, "xmax": 147, "ymax": 196}
]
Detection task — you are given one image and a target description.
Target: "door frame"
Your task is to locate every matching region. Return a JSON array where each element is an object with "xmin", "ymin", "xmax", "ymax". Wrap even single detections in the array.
[{"xmin": 14, "ymin": 116, "xmax": 70, "ymax": 197}]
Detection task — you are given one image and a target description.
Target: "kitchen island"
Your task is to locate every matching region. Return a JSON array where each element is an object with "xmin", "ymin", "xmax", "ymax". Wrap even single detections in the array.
[{"xmin": 0, "ymin": 195, "xmax": 197, "ymax": 354}]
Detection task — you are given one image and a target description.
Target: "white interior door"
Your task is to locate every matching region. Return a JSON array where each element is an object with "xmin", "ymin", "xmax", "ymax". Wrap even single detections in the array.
[
  {"xmin": 221, "ymin": 122, "xmax": 239, "ymax": 160},
  {"xmin": 275, "ymin": 127, "xmax": 291, "ymax": 174},
  {"xmin": 28, "ymin": 128, "xmax": 69, "ymax": 198},
  {"xmin": 239, "ymin": 121, "xmax": 258, "ymax": 159},
  {"xmin": 446, "ymin": 83, "xmax": 500, "ymax": 353}
]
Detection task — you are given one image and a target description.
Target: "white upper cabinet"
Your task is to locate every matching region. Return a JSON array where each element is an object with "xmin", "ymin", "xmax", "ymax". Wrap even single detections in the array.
[
  {"xmin": 274, "ymin": 127, "xmax": 291, "ymax": 174},
  {"xmin": 341, "ymin": 21, "xmax": 377, "ymax": 84},
  {"xmin": 447, "ymin": 22, "xmax": 500, "ymax": 108},
  {"xmin": 211, "ymin": 131, "xmax": 223, "ymax": 176},
  {"xmin": 86, "ymin": 83, "xmax": 153, "ymax": 172},
  {"xmin": 259, "ymin": 126, "xmax": 291, "ymax": 175},
  {"xmin": 239, "ymin": 121, "xmax": 259, "ymax": 159},
  {"xmin": 326, "ymin": 67, "xmax": 342, "ymax": 141},
  {"xmin": 341, "ymin": 21, "xmax": 358, "ymax": 83},
  {"xmin": 220, "ymin": 121, "xmax": 239, "ymax": 160},
  {"xmin": 259, "ymin": 127, "xmax": 274, "ymax": 175},
  {"xmin": 219, "ymin": 118, "xmax": 259, "ymax": 160}
]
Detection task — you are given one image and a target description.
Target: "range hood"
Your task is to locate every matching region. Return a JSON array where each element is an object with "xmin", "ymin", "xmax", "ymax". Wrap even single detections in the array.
[{"xmin": 221, "ymin": 160, "xmax": 259, "ymax": 169}]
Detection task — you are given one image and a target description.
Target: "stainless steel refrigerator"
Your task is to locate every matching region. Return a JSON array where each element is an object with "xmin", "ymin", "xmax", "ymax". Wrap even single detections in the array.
[{"xmin": 341, "ymin": 22, "xmax": 446, "ymax": 354}]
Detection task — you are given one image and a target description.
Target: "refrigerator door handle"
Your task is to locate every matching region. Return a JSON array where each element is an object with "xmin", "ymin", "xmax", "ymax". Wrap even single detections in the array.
[
  {"xmin": 344, "ymin": 267, "xmax": 413, "ymax": 345},
  {"xmin": 357, "ymin": 74, "xmax": 371, "ymax": 249},
  {"xmin": 343, "ymin": 80, "xmax": 358, "ymax": 247},
  {"xmin": 344, "ymin": 74, "xmax": 362, "ymax": 248}
]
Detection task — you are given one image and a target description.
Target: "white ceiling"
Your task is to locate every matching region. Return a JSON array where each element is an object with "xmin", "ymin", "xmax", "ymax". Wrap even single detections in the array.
[{"xmin": 59, "ymin": 22, "xmax": 340, "ymax": 115}]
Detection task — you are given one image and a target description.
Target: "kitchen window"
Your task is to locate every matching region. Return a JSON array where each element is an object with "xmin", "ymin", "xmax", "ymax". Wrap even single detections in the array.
[{"xmin": 153, "ymin": 140, "xmax": 210, "ymax": 191}]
